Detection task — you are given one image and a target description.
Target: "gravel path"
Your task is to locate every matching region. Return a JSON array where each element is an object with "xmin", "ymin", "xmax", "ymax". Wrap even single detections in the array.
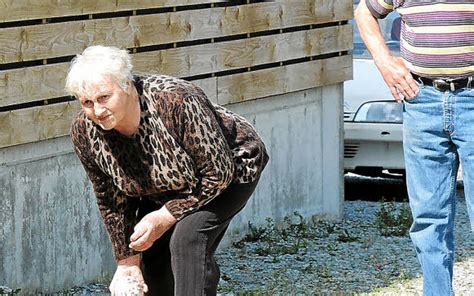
[
  {"xmin": 215, "ymin": 197, "xmax": 473, "ymax": 295},
  {"xmin": 2, "ymin": 197, "xmax": 472, "ymax": 295}
]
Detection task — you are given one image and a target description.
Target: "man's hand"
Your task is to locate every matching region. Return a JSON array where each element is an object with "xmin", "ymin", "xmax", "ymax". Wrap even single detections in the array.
[
  {"xmin": 375, "ymin": 55, "xmax": 419, "ymax": 102},
  {"xmin": 110, "ymin": 255, "xmax": 148, "ymax": 296},
  {"xmin": 355, "ymin": 0, "xmax": 419, "ymax": 102},
  {"xmin": 129, "ymin": 206, "xmax": 177, "ymax": 252}
]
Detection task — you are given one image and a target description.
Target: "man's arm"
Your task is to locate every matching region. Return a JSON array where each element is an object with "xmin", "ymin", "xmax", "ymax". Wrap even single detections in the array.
[{"xmin": 355, "ymin": 0, "xmax": 418, "ymax": 101}]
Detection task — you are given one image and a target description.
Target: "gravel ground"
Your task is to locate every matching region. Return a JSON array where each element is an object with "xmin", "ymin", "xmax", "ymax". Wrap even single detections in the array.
[
  {"xmin": 215, "ymin": 197, "xmax": 473, "ymax": 295},
  {"xmin": 2, "ymin": 194, "xmax": 472, "ymax": 295}
]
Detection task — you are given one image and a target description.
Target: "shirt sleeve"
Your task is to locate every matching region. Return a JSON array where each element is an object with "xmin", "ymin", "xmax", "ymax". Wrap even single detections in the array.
[
  {"xmin": 365, "ymin": 0, "xmax": 394, "ymax": 18},
  {"xmin": 70, "ymin": 118, "xmax": 140, "ymax": 261},
  {"xmin": 164, "ymin": 92, "xmax": 235, "ymax": 220}
]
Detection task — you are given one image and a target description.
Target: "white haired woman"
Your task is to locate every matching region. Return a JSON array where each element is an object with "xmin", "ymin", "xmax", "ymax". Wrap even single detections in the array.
[{"xmin": 66, "ymin": 45, "xmax": 268, "ymax": 296}]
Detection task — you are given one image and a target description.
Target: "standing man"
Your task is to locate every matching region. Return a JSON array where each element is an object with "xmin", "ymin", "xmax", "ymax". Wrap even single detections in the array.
[{"xmin": 355, "ymin": 1, "xmax": 473, "ymax": 295}]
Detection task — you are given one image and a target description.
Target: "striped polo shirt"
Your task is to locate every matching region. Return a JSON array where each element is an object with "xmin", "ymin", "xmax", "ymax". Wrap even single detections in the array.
[{"xmin": 366, "ymin": 0, "xmax": 474, "ymax": 79}]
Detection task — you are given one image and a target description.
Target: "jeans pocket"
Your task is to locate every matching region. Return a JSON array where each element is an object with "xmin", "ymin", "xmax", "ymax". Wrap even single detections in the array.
[{"xmin": 404, "ymin": 84, "xmax": 427, "ymax": 103}]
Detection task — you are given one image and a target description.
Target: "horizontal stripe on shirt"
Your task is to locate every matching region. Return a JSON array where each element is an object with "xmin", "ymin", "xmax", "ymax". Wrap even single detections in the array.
[
  {"xmin": 401, "ymin": 49, "xmax": 474, "ymax": 68},
  {"xmin": 401, "ymin": 39, "xmax": 474, "ymax": 55},
  {"xmin": 404, "ymin": 25, "xmax": 474, "ymax": 34},
  {"xmin": 402, "ymin": 31, "xmax": 474, "ymax": 48},
  {"xmin": 406, "ymin": 62, "xmax": 474, "ymax": 78},
  {"xmin": 402, "ymin": 11, "xmax": 474, "ymax": 27},
  {"xmin": 397, "ymin": 3, "xmax": 474, "ymax": 14}
]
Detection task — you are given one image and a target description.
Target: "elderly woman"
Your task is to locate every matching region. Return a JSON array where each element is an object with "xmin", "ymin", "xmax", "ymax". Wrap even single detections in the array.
[{"xmin": 66, "ymin": 45, "xmax": 268, "ymax": 295}]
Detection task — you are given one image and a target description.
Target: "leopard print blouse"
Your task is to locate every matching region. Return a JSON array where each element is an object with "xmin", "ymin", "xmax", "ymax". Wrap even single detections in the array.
[{"xmin": 70, "ymin": 74, "xmax": 269, "ymax": 260}]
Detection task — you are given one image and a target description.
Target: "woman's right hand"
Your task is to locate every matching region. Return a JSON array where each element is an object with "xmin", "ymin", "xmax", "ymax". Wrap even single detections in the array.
[{"xmin": 110, "ymin": 255, "xmax": 148, "ymax": 296}]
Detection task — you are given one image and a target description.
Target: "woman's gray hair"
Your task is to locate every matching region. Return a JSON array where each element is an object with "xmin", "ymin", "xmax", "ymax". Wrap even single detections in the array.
[{"xmin": 65, "ymin": 45, "xmax": 133, "ymax": 98}]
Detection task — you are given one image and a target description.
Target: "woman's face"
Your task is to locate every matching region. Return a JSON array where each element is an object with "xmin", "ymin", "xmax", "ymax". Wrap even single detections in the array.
[{"xmin": 78, "ymin": 77, "xmax": 132, "ymax": 130}]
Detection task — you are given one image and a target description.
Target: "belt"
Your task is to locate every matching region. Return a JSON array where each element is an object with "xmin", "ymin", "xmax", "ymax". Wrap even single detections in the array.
[{"xmin": 411, "ymin": 73, "xmax": 473, "ymax": 92}]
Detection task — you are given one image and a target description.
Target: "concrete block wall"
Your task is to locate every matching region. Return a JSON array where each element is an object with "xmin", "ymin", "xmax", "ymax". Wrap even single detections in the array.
[{"xmin": 0, "ymin": 85, "xmax": 344, "ymax": 293}]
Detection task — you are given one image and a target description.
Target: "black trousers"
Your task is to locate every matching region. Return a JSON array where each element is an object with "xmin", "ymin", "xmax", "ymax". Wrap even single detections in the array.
[{"xmin": 140, "ymin": 180, "xmax": 258, "ymax": 296}]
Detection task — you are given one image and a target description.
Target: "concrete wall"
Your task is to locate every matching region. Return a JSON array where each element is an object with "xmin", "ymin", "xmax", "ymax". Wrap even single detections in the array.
[
  {"xmin": 224, "ymin": 84, "xmax": 344, "ymax": 240},
  {"xmin": 0, "ymin": 85, "xmax": 344, "ymax": 293},
  {"xmin": 0, "ymin": 139, "xmax": 116, "ymax": 293}
]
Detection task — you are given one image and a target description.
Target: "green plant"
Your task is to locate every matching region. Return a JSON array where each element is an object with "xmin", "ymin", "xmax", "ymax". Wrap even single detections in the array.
[
  {"xmin": 234, "ymin": 288, "xmax": 268, "ymax": 296},
  {"xmin": 314, "ymin": 265, "xmax": 333, "ymax": 279},
  {"xmin": 233, "ymin": 217, "xmax": 277, "ymax": 249},
  {"xmin": 245, "ymin": 221, "xmax": 267, "ymax": 242},
  {"xmin": 375, "ymin": 200, "xmax": 413, "ymax": 236},
  {"xmin": 326, "ymin": 242, "xmax": 339, "ymax": 255},
  {"xmin": 0, "ymin": 287, "xmax": 21, "ymax": 296},
  {"xmin": 221, "ymin": 273, "xmax": 232, "ymax": 281},
  {"xmin": 281, "ymin": 211, "xmax": 309, "ymax": 239},
  {"xmin": 243, "ymin": 218, "xmax": 278, "ymax": 243},
  {"xmin": 302, "ymin": 262, "xmax": 314, "ymax": 273},
  {"xmin": 232, "ymin": 240, "xmax": 246, "ymax": 249},
  {"xmin": 337, "ymin": 229, "xmax": 359, "ymax": 243},
  {"xmin": 312, "ymin": 219, "xmax": 338, "ymax": 238},
  {"xmin": 398, "ymin": 270, "xmax": 411, "ymax": 282},
  {"xmin": 271, "ymin": 256, "xmax": 281, "ymax": 263}
]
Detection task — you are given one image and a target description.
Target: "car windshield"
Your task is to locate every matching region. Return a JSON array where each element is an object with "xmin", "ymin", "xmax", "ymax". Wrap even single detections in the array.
[{"xmin": 352, "ymin": 12, "xmax": 401, "ymax": 59}]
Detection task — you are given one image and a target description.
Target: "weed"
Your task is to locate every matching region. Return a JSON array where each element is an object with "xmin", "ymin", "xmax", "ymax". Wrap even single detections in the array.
[
  {"xmin": 232, "ymin": 240, "xmax": 246, "ymax": 249},
  {"xmin": 254, "ymin": 245, "xmax": 272, "ymax": 256},
  {"xmin": 375, "ymin": 200, "xmax": 413, "ymax": 236},
  {"xmin": 302, "ymin": 263, "xmax": 313, "ymax": 273},
  {"xmin": 266, "ymin": 268, "xmax": 292, "ymax": 293},
  {"xmin": 281, "ymin": 211, "xmax": 309, "ymax": 239},
  {"xmin": 234, "ymin": 211, "xmax": 362, "ymax": 259},
  {"xmin": 337, "ymin": 229, "xmax": 359, "ymax": 243},
  {"xmin": 235, "ymin": 288, "xmax": 268, "ymax": 296},
  {"xmin": 0, "ymin": 287, "xmax": 21, "ymax": 296},
  {"xmin": 326, "ymin": 242, "xmax": 339, "ymax": 255},
  {"xmin": 245, "ymin": 221, "xmax": 267, "ymax": 242},
  {"xmin": 242, "ymin": 218, "xmax": 278, "ymax": 244},
  {"xmin": 311, "ymin": 219, "xmax": 338, "ymax": 238},
  {"xmin": 398, "ymin": 270, "xmax": 411, "ymax": 282},
  {"xmin": 271, "ymin": 256, "xmax": 280, "ymax": 263},
  {"xmin": 314, "ymin": 265, "xmax": 333, "ymax": 279},
  {"xmin": 221, "ymin": 273, "xmax": 232, "ymax": 281}
]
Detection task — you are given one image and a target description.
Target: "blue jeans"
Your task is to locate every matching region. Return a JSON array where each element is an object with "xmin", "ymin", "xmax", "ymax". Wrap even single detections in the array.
[{"xmin": 403, "ymin": 85, "xmax": 474, "ymax": 295}]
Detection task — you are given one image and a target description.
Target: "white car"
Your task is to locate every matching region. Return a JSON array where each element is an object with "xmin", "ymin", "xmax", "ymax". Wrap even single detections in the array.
[{"xmin": 344, "ymin": 13, "xmax": 404, "ymax": 177}]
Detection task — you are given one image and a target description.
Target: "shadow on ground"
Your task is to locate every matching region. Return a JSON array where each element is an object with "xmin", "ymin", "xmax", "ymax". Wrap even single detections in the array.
[
  {"xmin": 345, "ymin": 173, "xmax": 465, "ymax": 202},
  {"xmin": 345, "ymin": 173, "xmax": 408, "ymax": 202}
]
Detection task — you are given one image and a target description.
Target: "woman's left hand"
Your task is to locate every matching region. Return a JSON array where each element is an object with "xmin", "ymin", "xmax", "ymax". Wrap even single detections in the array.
[{"xmin": 129, "ymin": 206, "xmax": 177, "ymax": 251}]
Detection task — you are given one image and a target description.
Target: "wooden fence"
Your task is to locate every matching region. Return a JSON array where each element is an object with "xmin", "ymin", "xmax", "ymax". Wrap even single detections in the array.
[{"xmin": 0, "ymin": 0, "xmax": 352, "ymax": 148}]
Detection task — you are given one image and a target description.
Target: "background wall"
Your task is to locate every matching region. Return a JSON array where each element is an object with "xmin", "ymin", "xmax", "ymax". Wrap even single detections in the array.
[
  {"xmin": 225, "ymin": 85, "xmax": 344, "ymax": 239},
  {"xmin": 0, "ymin": 0, "xmax": 352, "ymax": 293}
]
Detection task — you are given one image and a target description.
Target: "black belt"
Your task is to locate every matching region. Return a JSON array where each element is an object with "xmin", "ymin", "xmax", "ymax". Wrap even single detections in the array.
[{"xmin": 411, "ymin": 73, "xmax": 473, "ymax": 92}]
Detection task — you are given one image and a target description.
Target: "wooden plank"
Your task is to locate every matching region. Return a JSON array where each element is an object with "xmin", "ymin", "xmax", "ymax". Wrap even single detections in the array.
[
  {"xmin": 0, "ymin": 0, "xmax": 352, "ymax": 63},
  {"xmin": 0, "ymin": 64, "xmax": 68, "ymax": 107},
  {"xmin": 0, "ymin": 75, "xmax": 218, "ymax": 148},
  {"xmin": 0, "ymin": 57, "xmax": 351, "ymax": 148},
  {"xmin": 217, "ymin": 55, "xmax": 353, "ymax": 105},
  {"xmin": 0, "ymin": 25, "xmax": 352, "ymax": 107},
  {"xmin": 133, "ymin": 25, "xmax": 352, "ymax": 77},
  {"xmin": 0, "ymin": 101, "xmax": 80, "ymax": 148},
  {"xmin": 0, "ymin": 0, "xmax": 226, "ymax": 23},
  {"xmin": 192, "ymin": 77, "xmax": 217, "ymax": 103}
]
